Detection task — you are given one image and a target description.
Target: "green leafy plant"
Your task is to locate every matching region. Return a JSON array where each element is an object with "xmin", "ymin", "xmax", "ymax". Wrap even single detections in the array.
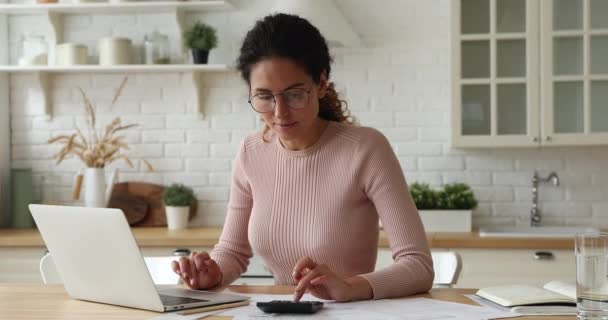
[
  {"xmin": 162, "ymin": 184, "xmax": 196, "ymax": 207},
  {"xmin": 410, "ymin": 182, "xmax": 477, "ymax": 210},
  {"xmin": 437, "ymin": 183, "xmax": 478, "ymax": 210},
  {"xmin": 183, "ymin": 21, "xmax": 218, "ymax": 51},
  {"xmin": 409, "ymin": 182, "xmax": 439, "ymax": 210}
]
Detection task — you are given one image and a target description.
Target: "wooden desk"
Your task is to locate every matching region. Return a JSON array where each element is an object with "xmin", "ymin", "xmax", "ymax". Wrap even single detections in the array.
[{"xmin": 0, "ymin": 284, "xmax": 573, "ymax": 320}]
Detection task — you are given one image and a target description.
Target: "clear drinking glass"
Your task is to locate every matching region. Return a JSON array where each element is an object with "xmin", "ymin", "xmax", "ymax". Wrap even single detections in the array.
[
  {"xmin": 20, "ymin": 34, "xmax": 49, "ymax": 66},
  {"xmin": 575, "ymin": 232, "xmax": 608, "ymax": 320}
]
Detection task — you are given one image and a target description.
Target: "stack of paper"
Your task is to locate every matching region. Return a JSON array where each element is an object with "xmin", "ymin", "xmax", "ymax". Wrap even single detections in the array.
[{"xmin": 149, "ymin": 292, "xmax": 519, "ymax": 320}]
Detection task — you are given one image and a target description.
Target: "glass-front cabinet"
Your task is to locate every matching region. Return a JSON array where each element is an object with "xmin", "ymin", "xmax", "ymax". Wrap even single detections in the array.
[
  {"xmin": 452, "ymin": 0, "xmax": 608, "ymax": 147},
  {"xmin": 541, "ymin": 0, "xmax": 608, "ymax": 145}
]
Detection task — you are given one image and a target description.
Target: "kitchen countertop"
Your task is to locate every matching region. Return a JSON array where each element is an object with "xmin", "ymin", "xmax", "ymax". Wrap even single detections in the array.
[{"xmin": 0, "ymin": 227, "xmax": 575, "ymax": 249}]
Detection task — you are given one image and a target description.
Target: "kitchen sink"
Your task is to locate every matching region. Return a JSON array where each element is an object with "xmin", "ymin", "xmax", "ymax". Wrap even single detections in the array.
[{"xmin": 478, "ymin": 226, "xmax": 599, "ymax": 238}]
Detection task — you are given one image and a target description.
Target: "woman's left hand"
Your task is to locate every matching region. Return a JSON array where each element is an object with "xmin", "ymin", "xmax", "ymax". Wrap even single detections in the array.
[{"xmin": 292, "ymin": 256, "xmax": 372, "ymax": 302}]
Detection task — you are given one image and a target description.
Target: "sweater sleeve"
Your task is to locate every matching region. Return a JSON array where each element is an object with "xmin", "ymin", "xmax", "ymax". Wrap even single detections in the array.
[
  {"xmin": 356, "ymin": 129, "xmax": 434, "ymax": 299},
  {"xmin": 210, "ymin": 140, "xmax": 254, "ymax": 285}
]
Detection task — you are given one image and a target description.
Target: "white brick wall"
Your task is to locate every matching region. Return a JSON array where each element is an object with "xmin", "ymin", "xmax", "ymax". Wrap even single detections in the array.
[{"xmin": 6, "ymin": 0, "xmax": 608, "ymax": 228}]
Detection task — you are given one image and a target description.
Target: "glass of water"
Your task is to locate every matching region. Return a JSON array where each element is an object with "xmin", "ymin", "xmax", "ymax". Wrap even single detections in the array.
[{"xmin": 576, "ymin": 232, "xmax": 608, "ymax": 320}]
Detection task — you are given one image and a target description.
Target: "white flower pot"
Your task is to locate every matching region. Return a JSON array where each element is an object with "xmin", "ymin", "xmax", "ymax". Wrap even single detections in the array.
[
  {"xmin": 418, "ymin": 210, "xmax": 472, "ymax": 232},
  {"xmin": 165, "ymin": 206, "xmax": 189, "ymax": 230}
]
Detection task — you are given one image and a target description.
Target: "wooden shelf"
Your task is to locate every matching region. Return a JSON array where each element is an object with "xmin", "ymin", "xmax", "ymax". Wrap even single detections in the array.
[
  {"xmin": 0, "ymin": 1, "xmax": 236, "ymax": 122},
  {"xmin": 0, "ymin": 1, "xmax": 234, "ymax": 15},
  {"xmin": 0, "ymin": 64, "xmax": 233, "ymax": 120},
  {"xmin": 0, "ymin": 64, "xmax": 231, "ymax": 73}
]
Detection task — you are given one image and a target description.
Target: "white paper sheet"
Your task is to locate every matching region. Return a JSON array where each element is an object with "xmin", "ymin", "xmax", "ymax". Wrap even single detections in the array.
[{"xmin": 149, "ymin": 292, "xmax": 519, "ymax": 320}]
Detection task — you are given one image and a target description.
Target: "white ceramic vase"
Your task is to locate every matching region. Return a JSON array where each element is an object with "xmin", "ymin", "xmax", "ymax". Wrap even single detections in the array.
[
  {"xmin": 84, "ymin": 168, "xmax": 107, "ymax": 208},
  {"xmin": 79, "ymin": 167, "xmax": 118, "ymax": 208},
  {"xmin": 165, "ymin": 206, "xmax": 189, "ymax": 230}
]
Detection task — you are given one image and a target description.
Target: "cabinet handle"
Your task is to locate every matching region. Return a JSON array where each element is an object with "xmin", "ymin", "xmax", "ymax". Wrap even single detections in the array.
[
  {"xmin": 532, "ymin": 137, "xmax": 539, "ymax": 142},
  {"xmin": 545, "ymin": 136, "xmax": 552, "ymax": 141},
  {"xmin": 533, "ymin": 251, "xmax": 554, "ymax": 260}
]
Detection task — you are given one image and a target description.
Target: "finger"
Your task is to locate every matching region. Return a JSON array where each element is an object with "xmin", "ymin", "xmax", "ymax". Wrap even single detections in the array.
[
  {"xmin": 310, "ymin": 275, "xmax": 328, "ymax": 286},
  {"xmin": 193, "ymin": 253, "xmax": 208, "ymax": 274},
  {"xmin": 293, "ymin": 256, "xmax": 317, "ymax": 281},
  {"xmin": 171, "ymin": 260, "xmax": 181, "ymax": 276},
  {"xmin": 178, "ymin": 257, "xmax": 191, "ymax": 279},
  {"xmin": 197, "ymin": 251, "xmax": 211, "ymax": 260},
  {"xmin": 294, "ymin": 268, "xmax": 323, "ymax": 302}
]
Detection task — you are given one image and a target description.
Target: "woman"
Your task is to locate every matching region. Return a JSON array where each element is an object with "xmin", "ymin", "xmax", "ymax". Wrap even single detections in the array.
[{"xmin": 172, "ymin": 13, "xmax": 434, "ymax": 302}]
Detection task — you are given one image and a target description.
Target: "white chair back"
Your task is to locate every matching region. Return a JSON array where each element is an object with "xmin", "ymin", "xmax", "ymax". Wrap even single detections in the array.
[
  {"xmin": 431, "ymin": 251, "xmax": 462, "ymax": 288},
  {"xmin": 39, "ymin": 252, "xmax": 62, "ymax": 284}
]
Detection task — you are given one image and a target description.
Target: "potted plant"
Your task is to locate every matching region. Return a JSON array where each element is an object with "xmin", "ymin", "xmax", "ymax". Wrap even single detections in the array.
[
  {"xmin": 409, "ymin": 182, "xmax": 478, "ymax": 232},
  {"xmin": 162, "ymin": 184, "xmax": 196, "ymax": 230},
  {"xmin": 48, "ymin": 76, "xmax": 153, "ymax": 208},
  {"xmin": 183, "ymin": 21, "xmax": 218, "ymax": 64}
]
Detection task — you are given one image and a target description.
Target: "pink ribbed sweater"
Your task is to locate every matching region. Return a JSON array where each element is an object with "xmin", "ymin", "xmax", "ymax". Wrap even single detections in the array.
[{"xmin": 210, "ymin": 121, "xmax": 434, "ymax": 299}]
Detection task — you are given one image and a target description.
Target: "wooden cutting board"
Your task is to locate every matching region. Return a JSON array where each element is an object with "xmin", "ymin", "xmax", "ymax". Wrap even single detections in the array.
[{"xmin": 108, "ymin": 182, "xmax": 197, "ymax": 227}]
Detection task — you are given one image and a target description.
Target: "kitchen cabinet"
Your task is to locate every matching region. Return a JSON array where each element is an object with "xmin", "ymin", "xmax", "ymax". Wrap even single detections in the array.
[
  {"xmin": 377, "ymin": 248, "xmax": 575, "ymax": 288},
  {"xmin": 451, "ymin": 0, "xmax": 608, "ymax": 147},
  {"xmin": 2, "ymin": 246, "xmax": 576, "ymax": 288},
  {"xmin": 141, "ymin": 247, "xmax": 275, "ymax": 285},
  {"xmin": 1, "ymin": 228, "xmax": 577, "ymax": 287},
  {"xmin": 0, "ymin": 246, "xmax": 276, "ymax": 285}
]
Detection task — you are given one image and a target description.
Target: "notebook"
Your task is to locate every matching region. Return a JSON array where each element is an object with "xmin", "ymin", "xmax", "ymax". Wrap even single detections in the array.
[{"xmin": 475, "ymin": 280, "xmax": 577, "ymax": 315}]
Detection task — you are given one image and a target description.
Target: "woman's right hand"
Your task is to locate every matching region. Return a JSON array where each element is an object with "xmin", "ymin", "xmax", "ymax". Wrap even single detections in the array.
[{"xmin": 171, "ymin": 251, "xmax": 223, "ymax": 290}]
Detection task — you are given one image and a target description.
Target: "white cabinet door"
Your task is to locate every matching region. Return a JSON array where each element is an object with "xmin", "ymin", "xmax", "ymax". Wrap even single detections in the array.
[
  {"xmin": 452, "ymin": 0, "xmax": 608, "ymax": 147},
  {"xmin": 377, "ymin": 248, "xmax": 574, "ymax": 289},
  {"xmin": 454, "ymin": 248, "xmax": 574, "ymax": 288},
  {"xmin": 0, "ymin": 248, "xmax": 47, "ymax": 283},
  {"xmin": 0, "ymin": 246, "xmax": 275, "ymax": 285},
  {"xmin": 540, "ymin": 0, "xmax": 608, "ymax": 146},
  {"xmin": 141, "ymin": 247, "xmax": 274, "ymax": 284},
  {"xmin": 451, "ymin": 0, "xmax": 541, "ymax": 148}
]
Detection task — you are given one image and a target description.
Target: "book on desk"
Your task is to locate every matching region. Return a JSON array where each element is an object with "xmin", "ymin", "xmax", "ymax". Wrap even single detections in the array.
[{"xmin": 475, "ymin": 280, "xmax": 577, "ymax": 315}]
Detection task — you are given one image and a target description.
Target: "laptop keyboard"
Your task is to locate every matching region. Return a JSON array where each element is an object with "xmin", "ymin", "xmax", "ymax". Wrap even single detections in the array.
[{"xmin": 159, "ymin": 294, "xmax": 208, "ymax": 306}]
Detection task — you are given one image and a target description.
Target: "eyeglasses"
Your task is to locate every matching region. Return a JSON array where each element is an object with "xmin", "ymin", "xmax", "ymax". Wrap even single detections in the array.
[{"xmin": 248, "ymin": 87, "xmax": 312, "ymax": 113}]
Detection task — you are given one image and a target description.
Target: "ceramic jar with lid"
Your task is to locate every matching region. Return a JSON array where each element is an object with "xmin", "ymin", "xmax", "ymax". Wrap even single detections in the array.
[
  {"xmin": 56, "ymin": 43, "xmax": 88, "ymax": 66},
  {"xmin": 98, "ymin": 37, "xmax": 132, "ymax": 65}
]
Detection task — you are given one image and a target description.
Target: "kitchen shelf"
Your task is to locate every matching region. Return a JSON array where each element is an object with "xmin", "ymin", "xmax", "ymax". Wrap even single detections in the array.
[
  {"xmin": 0, "ymin": 64, "xmax": 230, "ymax": 73},
  {"xmin": 0, "ymin": 64, "xmax": 233, "ymax": 120},
  {"xmin": 0, "ymin": 1, "xmax": 234, "ymax": 15},
  {"xmin": 0, "ymin": 0, "xmax": 237, "ymax": 122}
]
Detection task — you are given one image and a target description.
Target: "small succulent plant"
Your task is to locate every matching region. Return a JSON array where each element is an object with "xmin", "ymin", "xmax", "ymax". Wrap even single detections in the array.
[{"xmin": 162, "ymin": 184, "xmax": 196, "ymax": 207}]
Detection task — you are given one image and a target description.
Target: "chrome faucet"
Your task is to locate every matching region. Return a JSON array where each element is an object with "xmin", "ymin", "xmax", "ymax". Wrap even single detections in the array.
[{"xmin": 531, "ymin": 171, "xmax": 560, "ymax": 227}]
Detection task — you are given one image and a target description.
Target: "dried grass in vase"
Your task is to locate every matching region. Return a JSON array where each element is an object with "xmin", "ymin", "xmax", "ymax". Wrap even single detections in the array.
[{"xmin": 48, "ymin": 76, "xmax": 153, "ymax": 171}]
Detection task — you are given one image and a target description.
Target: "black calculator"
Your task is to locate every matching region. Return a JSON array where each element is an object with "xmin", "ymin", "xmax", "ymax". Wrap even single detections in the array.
[{"xmin": 256, "ymin": 300, "xmax": 324, "ymax": 314}]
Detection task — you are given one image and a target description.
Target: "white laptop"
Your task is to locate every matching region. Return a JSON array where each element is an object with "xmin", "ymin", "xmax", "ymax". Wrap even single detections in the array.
[{"xmin": 29, "ymin": 204, "xmax": 249, "ymax": 312}]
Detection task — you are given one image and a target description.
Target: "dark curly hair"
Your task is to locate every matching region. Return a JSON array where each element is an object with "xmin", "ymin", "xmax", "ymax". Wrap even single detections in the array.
[{"xmin": 236, "ymin": 13, "xmax": 356, "ymax": 139}]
